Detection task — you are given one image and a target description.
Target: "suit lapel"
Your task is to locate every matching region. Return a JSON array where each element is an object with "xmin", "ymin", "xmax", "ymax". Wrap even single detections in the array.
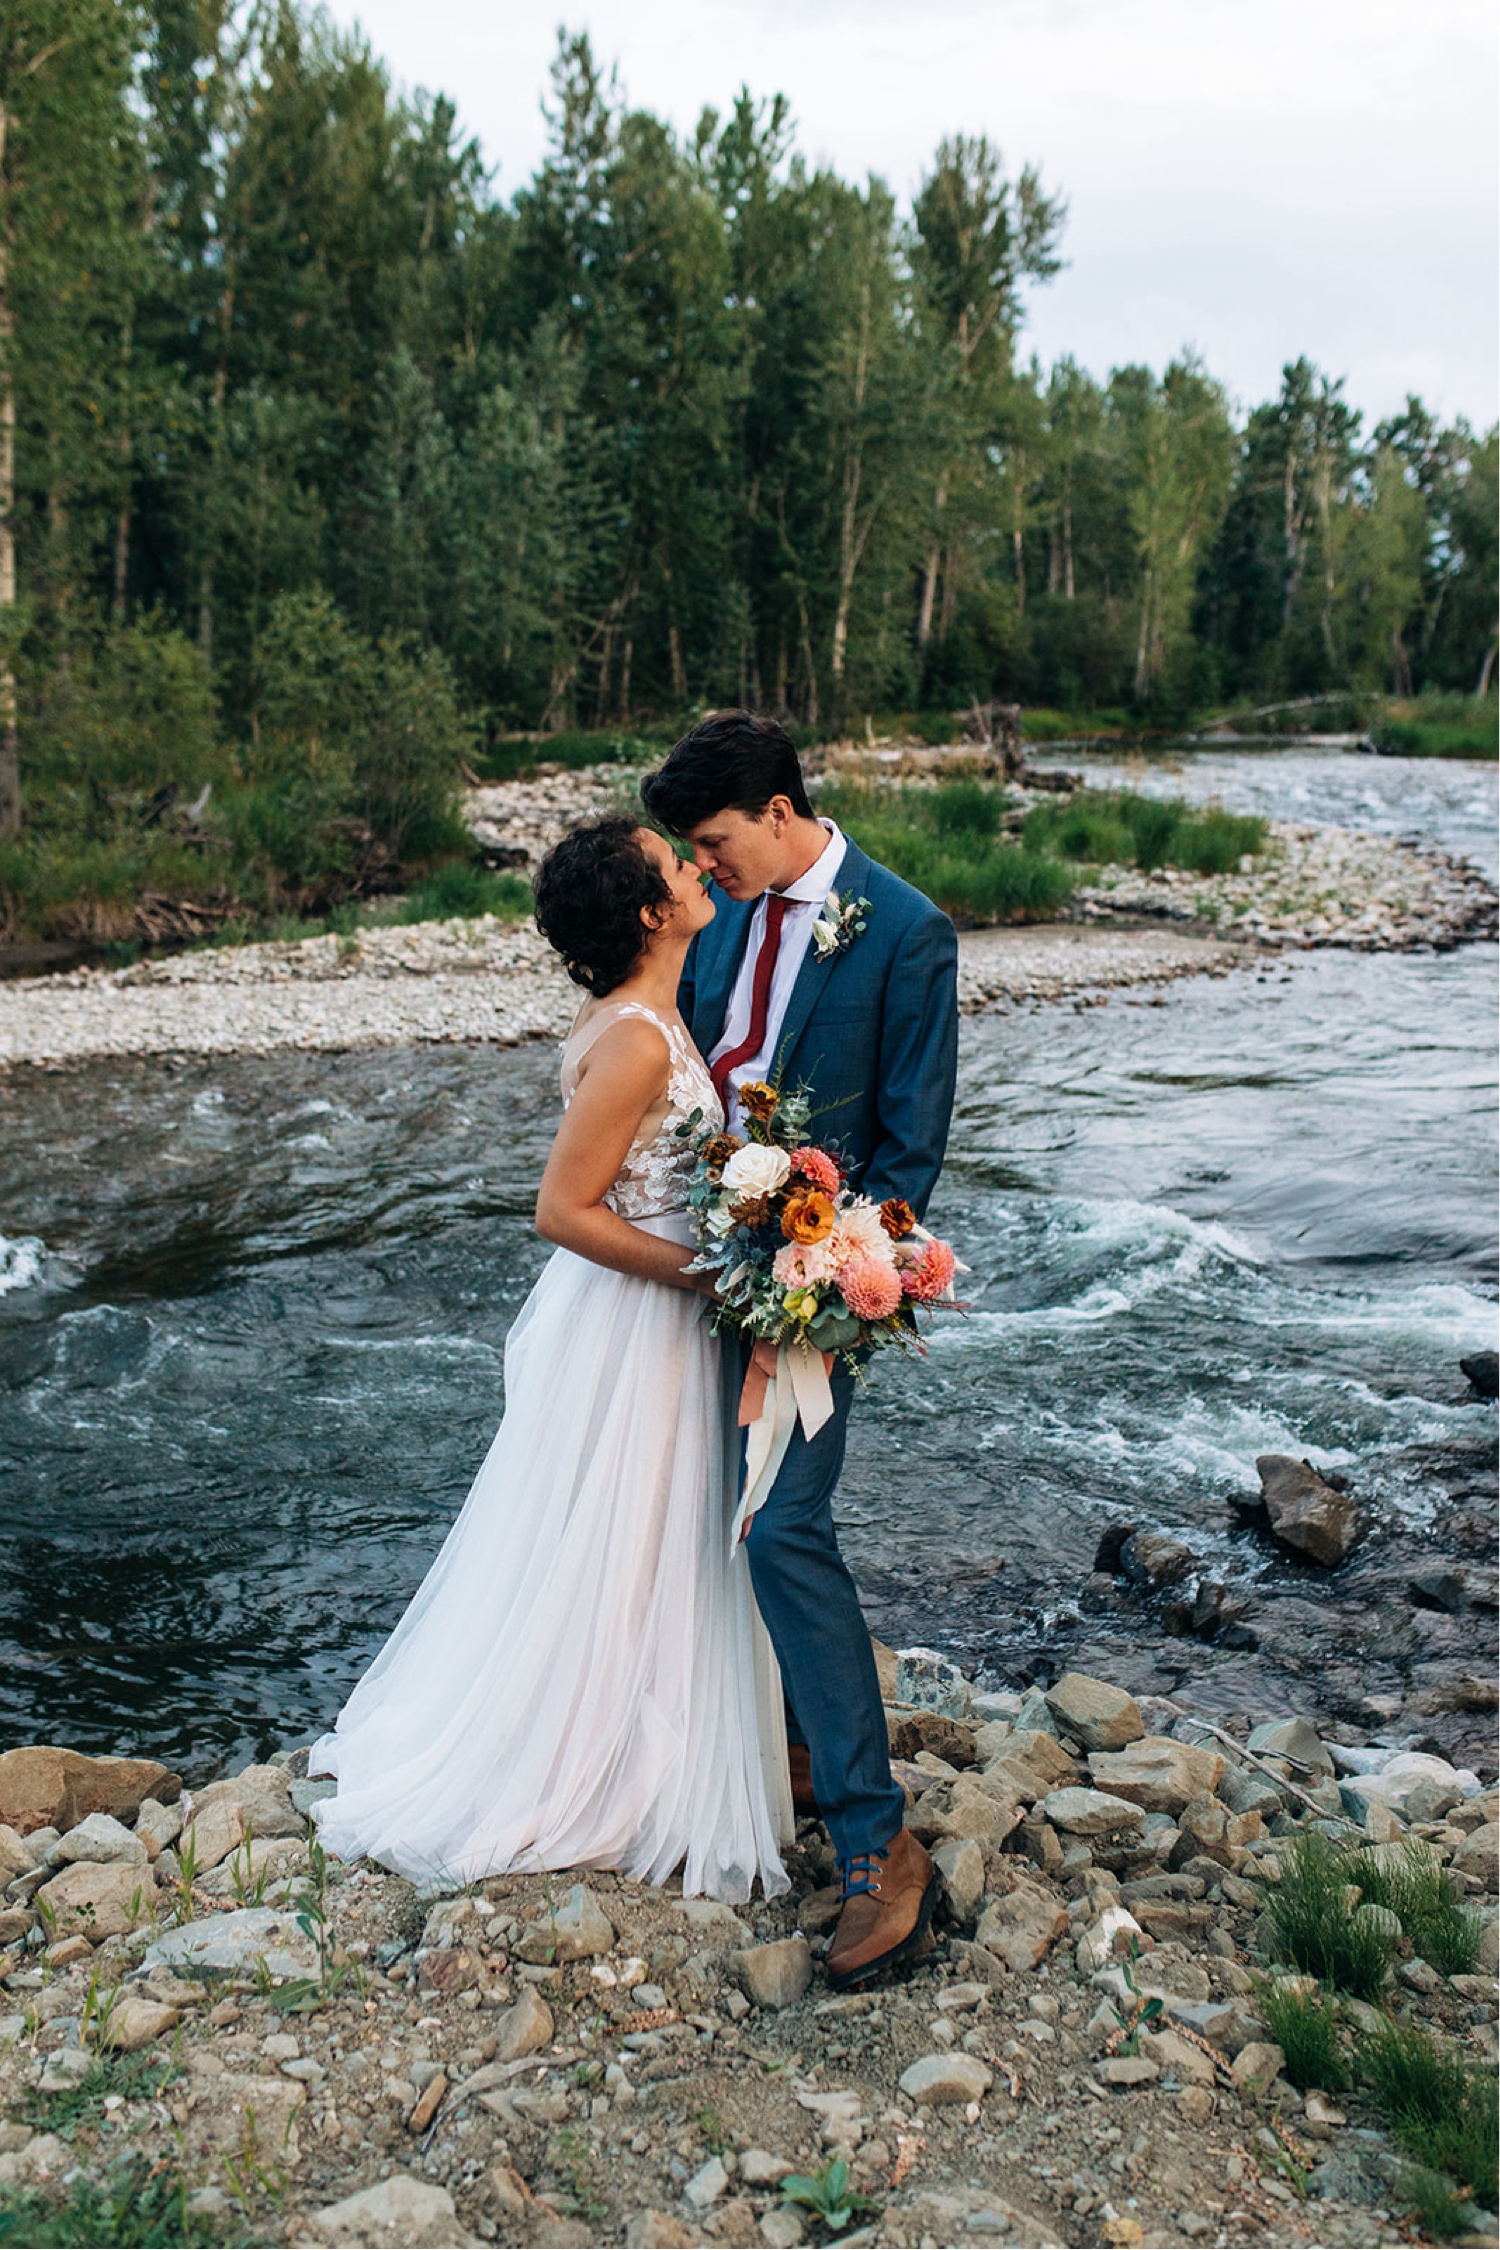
[
  {"xmin": 695, "ymin": 889, "xmax": 754, "ymax": 1051},
  {"xmin": 770, "ymin": 840, "xmax": 874, "ymax": 1081}
]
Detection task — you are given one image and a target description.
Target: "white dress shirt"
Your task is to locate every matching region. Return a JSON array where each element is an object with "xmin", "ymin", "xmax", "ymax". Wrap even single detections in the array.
[{"xmin": 708, "ymin": 820, "xmax": 848, "ymax": 1133}]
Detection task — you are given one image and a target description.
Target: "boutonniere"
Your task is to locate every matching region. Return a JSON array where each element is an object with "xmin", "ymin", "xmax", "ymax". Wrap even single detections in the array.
[{"xmin": 810, "ymin": 888, "xmax": 870, "ymax": 962}]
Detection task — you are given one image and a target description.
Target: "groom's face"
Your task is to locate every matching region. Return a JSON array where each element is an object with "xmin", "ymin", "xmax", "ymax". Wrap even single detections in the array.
[{"xmin": 684, "ymin": 802, "xmax": 794, "ymax": 901}]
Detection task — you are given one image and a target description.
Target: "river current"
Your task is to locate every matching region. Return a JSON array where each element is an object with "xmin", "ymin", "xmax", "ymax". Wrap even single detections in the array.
[{"xmin": 0, "ymin": 750, "xmax": 1495, "ymax": 1776}]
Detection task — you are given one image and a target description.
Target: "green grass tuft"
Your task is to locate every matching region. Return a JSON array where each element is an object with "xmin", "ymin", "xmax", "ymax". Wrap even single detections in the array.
[
  {"xmin": 818, "ymin": 779, "xmax": 1073, "ymax": 924},
  {"xmin": 1253, "ymin": 1975, "xmax": 1348, "ymax": 2090},
  {"xmin": 1354, "ymin": 1840, "xmax": 1484, "ymax": 1978},
  {"xmin": 1361, "ymin": 2019, "xmax": 1498, "ymax": 2212},
  {"xmin": 1258, "ymin": 1829, "xmax": 1397, "ymax": 1998}
]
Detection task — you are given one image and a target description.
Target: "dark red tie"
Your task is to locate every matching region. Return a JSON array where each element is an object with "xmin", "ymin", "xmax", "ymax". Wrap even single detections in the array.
[{"xmin": 711, "ymin": 895, "xmax": 787, "ymax": 1104}]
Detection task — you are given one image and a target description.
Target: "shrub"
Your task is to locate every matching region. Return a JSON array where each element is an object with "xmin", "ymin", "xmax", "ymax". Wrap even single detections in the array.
[
  {"xmin": 1259, "ymin": 1830, "xmax": 1396, "ymax": 1998},
  {"xmin": 1355, "ymin": 1840, "xmax": 1484, "ymax": 1978},
  {"xmin": 1361, "ymin": 2020, "xmax": 1498, "ymax": 2211},
  {"xmin": 930, "ymin": 781, "xmax": 1001, "ymax": 839},
  {"xmin": 1253, "ymin": 1975, "xmax": 1348, "ymax": 2090},
  {"xmin": 1022, "ymin": 788, "xmax": 1267, "ymax": 875},
  {"xmin": 817, "ymin": 779, "xmax": 1074, "ymax": 925}
]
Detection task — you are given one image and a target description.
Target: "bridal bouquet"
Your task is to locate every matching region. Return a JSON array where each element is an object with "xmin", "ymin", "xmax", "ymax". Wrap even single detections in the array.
[{"xmin": 682, "ymin": 1080, "xmax": 958, "ymax": 1358}]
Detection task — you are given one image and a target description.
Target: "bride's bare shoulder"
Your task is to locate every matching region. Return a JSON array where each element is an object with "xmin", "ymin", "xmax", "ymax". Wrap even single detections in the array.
[{"xmin": 570, "ymin": 1004, "xmax": 672, "ymax": 1087}]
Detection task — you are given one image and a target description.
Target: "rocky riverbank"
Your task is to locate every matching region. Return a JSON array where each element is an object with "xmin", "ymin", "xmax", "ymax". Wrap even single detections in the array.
[
  {"xmin": 0, "ymin": 763, "xmax": 1493, "ymax": 1067},
  {"xmin": 1, "ymin": 1656, "xmax": 1495, "ymax": 2250}
]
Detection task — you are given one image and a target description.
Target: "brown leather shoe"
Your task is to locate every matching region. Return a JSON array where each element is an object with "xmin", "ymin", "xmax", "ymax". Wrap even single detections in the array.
[
  {"xmin": 788, "ymin": 1745, "xmax": 821, "ymax": 1820},
  {"xmin": 826, "ymin": 1827, "xmax": 943, "ymax": 1990}
]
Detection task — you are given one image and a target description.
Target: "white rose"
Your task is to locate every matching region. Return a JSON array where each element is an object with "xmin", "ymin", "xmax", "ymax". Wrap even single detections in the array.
[{"xmin": 722, "ymin": 1143, "xmax": 791, "ymax": 1198}]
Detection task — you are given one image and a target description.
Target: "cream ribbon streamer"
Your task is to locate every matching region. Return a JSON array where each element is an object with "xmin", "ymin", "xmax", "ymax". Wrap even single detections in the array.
[{"xmin": 732, "ymin": 1338, "xmax": 835, "ymax": 1545}]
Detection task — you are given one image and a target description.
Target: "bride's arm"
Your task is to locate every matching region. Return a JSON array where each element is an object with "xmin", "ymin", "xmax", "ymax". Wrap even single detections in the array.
[{"xmin": 535, "ymin": 1017, "xmax": 712, "ymax": 1291}]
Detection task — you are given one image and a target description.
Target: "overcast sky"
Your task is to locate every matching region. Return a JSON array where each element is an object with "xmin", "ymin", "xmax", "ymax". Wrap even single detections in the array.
[{"xmin": 327, "ymin": 0, "xmax": 1497, "ymax": 429}]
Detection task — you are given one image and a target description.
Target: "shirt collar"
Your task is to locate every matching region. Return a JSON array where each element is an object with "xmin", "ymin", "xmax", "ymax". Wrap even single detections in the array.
[{"xmin": 774, "ymin": 820, "xmax": 847, "ymax": 906}]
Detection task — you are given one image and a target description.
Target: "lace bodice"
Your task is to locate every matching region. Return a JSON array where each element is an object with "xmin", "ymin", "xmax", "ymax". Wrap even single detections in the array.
[{"xmin": 560, "ymin": 1002, "xmax": 722, "ymax": 1220}]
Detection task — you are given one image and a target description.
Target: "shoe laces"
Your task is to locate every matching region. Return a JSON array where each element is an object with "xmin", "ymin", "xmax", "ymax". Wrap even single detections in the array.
[{"xmin": 838, "ymin": 1846, "xmax": 888, "ymax": 1899}]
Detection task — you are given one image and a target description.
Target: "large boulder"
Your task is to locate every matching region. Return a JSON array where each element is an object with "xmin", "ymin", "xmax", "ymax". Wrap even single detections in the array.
[
  {"xmin": 1088, "ymin": 1736, "xmax": 1225, "ymax": 1815},
  {"xmin": 1246, "ymin": 1717, "xmax": 1334, "ymax": 1774},
  {"xmin": 1255, "ymin": 1456, "xmax": 1357, "ymax": 1567},
  {"xmin": 34, "ymin": 1862, "xmax": 160, "ymax": 1939},
  {"xmin": 46, "ymin": 1813, "xmax": 148, "ymax": 1870},
  {"xmin": 1044, "ymin": 1674, "xmax": 1144, "ymax": 1754},
  {"xmin": 1454, "ymin": 1824, "xmax": 1499, "ymax": 1891},
  {"xmin": 0, "ymin": 1749, "xmax": 180, "ymax": 1838}
]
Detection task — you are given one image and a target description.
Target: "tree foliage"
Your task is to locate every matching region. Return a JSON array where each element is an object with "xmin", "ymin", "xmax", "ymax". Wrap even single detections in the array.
[{"xmin": 2, "ymin": 0, "xmax": 1493, "ymax": 860}]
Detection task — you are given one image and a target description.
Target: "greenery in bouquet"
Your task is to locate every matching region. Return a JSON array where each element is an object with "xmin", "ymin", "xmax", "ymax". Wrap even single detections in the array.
[{"xmin": 679, "ymin": 1080, "xmax": 958, "ymax": 1359}]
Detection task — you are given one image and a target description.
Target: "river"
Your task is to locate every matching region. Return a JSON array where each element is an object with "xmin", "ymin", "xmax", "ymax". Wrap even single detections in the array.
[{"xmin": 0, "ymin": 749, "xmax": 1495, "ymax": 1778}]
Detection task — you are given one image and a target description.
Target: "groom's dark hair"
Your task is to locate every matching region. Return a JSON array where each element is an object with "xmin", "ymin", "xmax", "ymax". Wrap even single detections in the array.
[{"xmin": 641, "ymin": 709, "xmax": 814, "ymax": 834}]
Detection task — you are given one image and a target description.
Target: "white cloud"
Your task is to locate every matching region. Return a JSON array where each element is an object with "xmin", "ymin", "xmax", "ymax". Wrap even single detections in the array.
[{"xmin": 331, "ymin": 0, "xmax": 1498, "ymax": 425}]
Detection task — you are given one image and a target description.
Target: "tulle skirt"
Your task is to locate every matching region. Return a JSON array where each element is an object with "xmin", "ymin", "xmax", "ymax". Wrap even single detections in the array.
[{"xmin": 309, "ymin": 1215, "xmax": 791, "ymax": 1901}]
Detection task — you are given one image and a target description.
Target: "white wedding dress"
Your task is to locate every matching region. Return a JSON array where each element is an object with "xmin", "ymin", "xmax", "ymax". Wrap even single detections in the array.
[{"xmin": 309, "ymin": 1002, "xmax": 792, "ymax": 1902}]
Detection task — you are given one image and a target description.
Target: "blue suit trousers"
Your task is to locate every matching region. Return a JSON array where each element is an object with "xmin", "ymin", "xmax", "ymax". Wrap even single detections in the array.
[{"xmin": 743, "ymin": 1364, "xmax": 905, "ymax": 1863}]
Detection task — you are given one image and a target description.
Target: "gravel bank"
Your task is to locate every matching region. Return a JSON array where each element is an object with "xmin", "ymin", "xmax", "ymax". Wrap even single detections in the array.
[
  {"xmin": 1, "ymin": 1663, "xmax": 1495, "ymax": 2249},
  {"xmin": 0, "ymin": 922, "xmax": 1240, "ymax": 1069}
]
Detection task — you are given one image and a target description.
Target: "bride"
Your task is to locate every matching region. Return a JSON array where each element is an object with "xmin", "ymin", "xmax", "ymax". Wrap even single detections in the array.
[{"xmin": 310, "ymin": 817, "xmax": 792, "ymax": 1902}]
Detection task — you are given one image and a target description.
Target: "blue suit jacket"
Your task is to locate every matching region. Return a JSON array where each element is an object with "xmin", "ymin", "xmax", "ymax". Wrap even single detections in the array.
[{"xmin": 679, "ymin": 838, "xmax": 959, "ymax": 1221}]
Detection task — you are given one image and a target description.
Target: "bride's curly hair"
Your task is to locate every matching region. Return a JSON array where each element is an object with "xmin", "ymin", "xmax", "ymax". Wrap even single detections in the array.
[{"xmin": 533, "ymin": 815, "xmax": 674, "ymax": 995}]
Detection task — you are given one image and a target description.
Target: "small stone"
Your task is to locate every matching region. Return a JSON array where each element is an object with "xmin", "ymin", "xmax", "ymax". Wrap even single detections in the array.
[
  {"xmin": 899, "ymin": 2052, "xmax": 993, "ymax": 2105},
  {"xmin": 408, "ymin": 2070, "xmax": 448, "ymax": 2132},
  {"xmin": 491, "ymin": 1986, "xmax": 553, "ymax": 2062},
  {"xmin": 1100, "ymin": 2221, "xmax": 1144, "ymax": 2248},
  {"xmin": 1177, "ymin": 2086, "xmax": 1215, "ymax": 2125},
  {"xmin": 1097, "ymin": 2056, "xmax": 1160, "ymax": 2087},
  {"xmin": 685, "ymin": 2155, "xmax": 729, "ymax": 2209},
  {"xmin": 419, "ymin": 1947, "xmax": 482, "ymax": 1996},
  {"xmin": 975, "ymin": 1884, "xmax": 1068, "ymax": 1971},
  {"xmin": 0, "ymin": 1748, "xmax": 180, "ymax": 1838},
  {"xmin": 1088, "ymin": 1737, "xmax": 1225, "ymax": 1815},
  {"xmin": 758, "ymin": 2212, "xmax": 805, "ymax": 2249},
  {"xmin": 1042, "ymin": 1787, "xmax": 1142, "ymax": 1837},
  {"xmin": 1043, "ymin": 1674, "xmax": 1144, "ymax": 1754},
  {"xmin": 1140, "ymin": 2028, "xmax": 1216, "ymax": 2085},
  {"xmin": 551, "ymin": 1882, "xmax": 615, "ymax": 1960},
  {"xmin": 42, "ymin": 1934, "xmax": 91, "ymax": 1967},
  {"xmin": 731, "ymin": 1937, "xmax": 812, "ymax": 2009},
  {"xmin": 626, "ymin": 2215, "xmax": 699, "ymax": 2249},
  {"xmin": 1255, "ymin": 1455, "xmax": 1357, "ymax": 1566},
  {"xmin": 98, "ymin": 1997, "xmax": 178, "ymax": 2054},
  {"xmin": 46, "ymin": 1813, "xmax": 148, "ymax": 1869},
  {"xmin": 896, "ymin": 1648, "xmax": 972, "ymax": 1719},
  {"xmin": 1231, "ymin": 2041, "xmax": 1285, "ymax": 2098},
  {"xmin": 1245, "ymin": 1717, "xmax": 1335, "ymax": 1774},
  {"xmin": 310, "ymin": 2176, "xmax": 470, "ymax": 2247},
  {"xmin": 0, "ymin": 1826, "xmax": 32, "ymax": 1882},
  {"xmin": 739, "ymin": 2150, "xmax": 794, "ymax": 2187},
  {"xmin": 133, "ymin": 1799, "xmax": 183, "ymax": 1859},
  {"xmin": 142, "ymin": 1904, "xmax": 319, "ymax": 1980},
  {"xmin": 38, "ymin": 2048, "xmax": 92, "ymax": 2092},
  {"xmin": 288, "ymin": 1777, "xmax": 336, "ymax": 1819},
  {"xmin": 932, "ymin": 1837, "xmax": 985, "ymax": 1923},
  {"xmin": 1304, "ymin": 2093, "xmax": 1347, "ymax": 2130},
  {"xmin": 34, "ymin": 1862, "xmax": 158, "ymax": 1940},
  {"xmin": 1120, "ymin": 1530, "xmax": 1195, "ymax": 1589},
  {"xmin": 1454, "ymin": 1823, "xmax": 1499, "ymax": 1890}
]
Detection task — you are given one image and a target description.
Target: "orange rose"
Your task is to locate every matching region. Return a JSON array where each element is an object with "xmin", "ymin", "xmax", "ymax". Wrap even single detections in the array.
[
  {"xmin": 880, "ymin": 1197, "xmax": 917, "ymax": 1240},
  {"xmin": 782, "ymin": 1189, "xmax": 836, "ymax": 1245},
  {"xmin": 740, "ymin": 1081, "xmax": 780, "ymax": 1123}
]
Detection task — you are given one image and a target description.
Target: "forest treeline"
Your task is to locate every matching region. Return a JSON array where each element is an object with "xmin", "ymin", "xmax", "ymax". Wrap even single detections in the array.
[{"xmin": 0, "ymin": 0, "xmax": 1495, "ymax": 926}]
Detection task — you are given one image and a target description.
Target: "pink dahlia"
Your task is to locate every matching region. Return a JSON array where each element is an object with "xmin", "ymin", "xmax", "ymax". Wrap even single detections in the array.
[
  {"xmin": 900, "ymin": 1238, "xmax": 957, "ymax": 1303},
  {"xmin": 837, "ymin": 1256, "xmax": 903, "ymax": 1322},
  {"xmin": 789, "ymin": 1146, "xmax": 841, "ymax": 1195}
]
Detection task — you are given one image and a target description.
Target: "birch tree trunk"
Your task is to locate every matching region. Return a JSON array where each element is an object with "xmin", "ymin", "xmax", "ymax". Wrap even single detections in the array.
[
  {"xmin": 0, "ymin": 96, "xmax": 18, "ymax": 838},
  {"xmin": 830, "ymin": 287, "xmax": 870, "ymax": 685}
]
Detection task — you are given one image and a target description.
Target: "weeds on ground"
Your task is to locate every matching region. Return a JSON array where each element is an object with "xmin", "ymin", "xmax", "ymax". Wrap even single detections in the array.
[
  {"xmin": 261, "ymin": 1835, "xmax": 357, "ymax": 2014},
  {"xmin": 0, "ymin": 2156, "xmax": 235, "ymax": 2248},
  {"xmin": 1353, "ymin": 1839, "xmax": 1484, "ymax": 1977},
  {"xmin": 780, "ymin": 2156, "xmax": 882, "ymax": 2237},
  {"xmin": 1253, "ymin": 1974, "xmax": 1348, "ymax": 2090},
  {"xmin": 1360, "ymin": 2019, "xmax": 1498, "ymax": 2211},
  {"xmin": 546, "ymin": 2129, "xmax": 609, "ymax": 2224},
  {"xmin": 1398, "ymin": 2163, "xmax": 1481, "ymax": 2244},
  {"xmin": 22, "ymin": 2045, "xmax": 184, "ymax": 2139},
  {"xmin": 1258, "ymin": 1829, "xmax": 1396, "ymax": 1997}
]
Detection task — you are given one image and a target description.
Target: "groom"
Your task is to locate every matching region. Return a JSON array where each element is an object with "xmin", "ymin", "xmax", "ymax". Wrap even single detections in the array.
[{"xmin": 642, "ymin": 710, "xmax": 959, "ymax": 1987}]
